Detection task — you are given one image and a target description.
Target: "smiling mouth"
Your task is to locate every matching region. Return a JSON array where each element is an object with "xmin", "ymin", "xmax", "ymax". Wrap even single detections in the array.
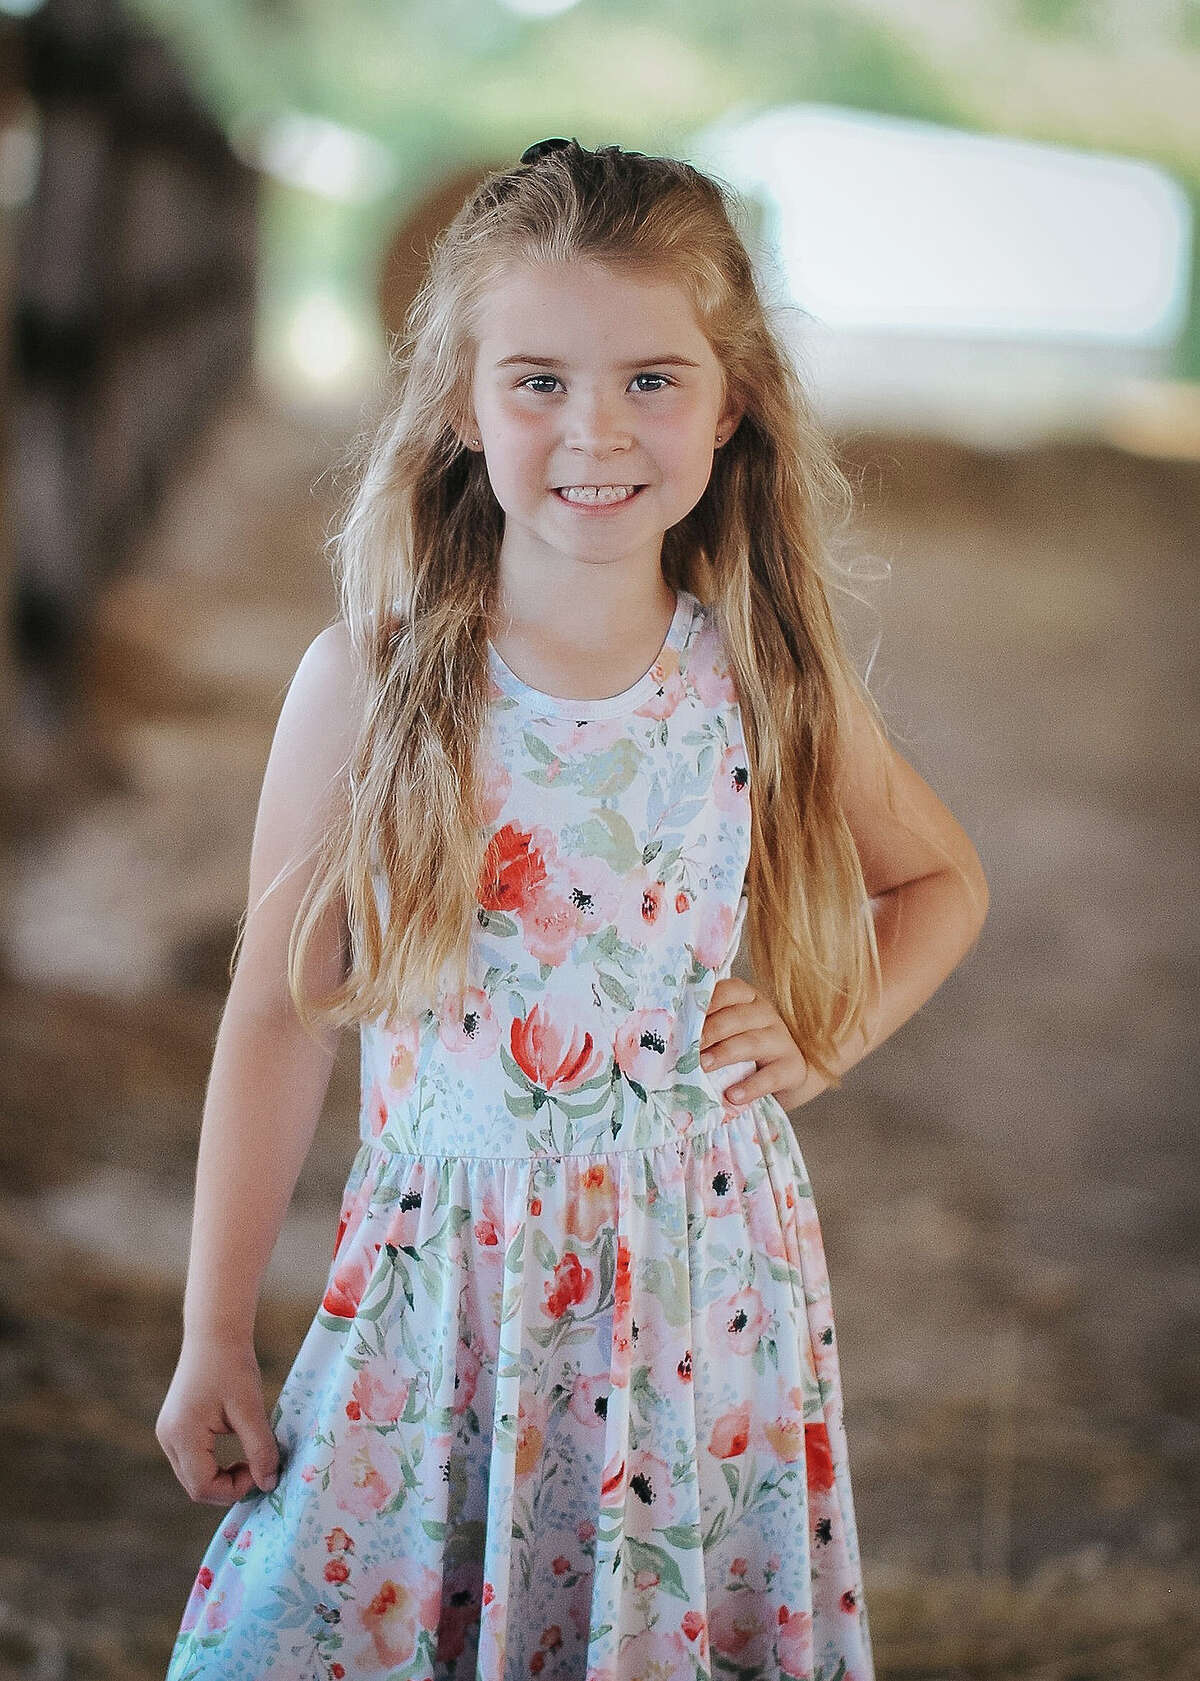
[{"xmin": 553, "ymin": 484, "xmax": 647, "ymax": 504}]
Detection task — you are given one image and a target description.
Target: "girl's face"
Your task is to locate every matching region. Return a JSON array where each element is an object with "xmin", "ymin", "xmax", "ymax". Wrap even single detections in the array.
[{"xmin": 466, "ymin": 258, "xmax": 742, "ymax": 588}]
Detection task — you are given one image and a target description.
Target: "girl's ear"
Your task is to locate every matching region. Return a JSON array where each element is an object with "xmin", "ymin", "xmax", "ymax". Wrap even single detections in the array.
[{"xmin": 716, "ymin": 401, "xmax": 745, "ymax": 445}]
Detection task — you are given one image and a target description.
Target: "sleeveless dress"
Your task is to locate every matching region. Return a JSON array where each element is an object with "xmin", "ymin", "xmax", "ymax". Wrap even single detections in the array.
[{"xmin": 165, "ymin": 586, "xmax": 875, "ymax": 1681}]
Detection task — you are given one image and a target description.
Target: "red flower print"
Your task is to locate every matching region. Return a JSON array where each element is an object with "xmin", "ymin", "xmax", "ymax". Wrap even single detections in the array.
[
  {"xmin": 326, "ymin": 1527, "xmax": 353, "ymax": 1553},
  {"xmin": 510, "ymin": 1003, "xmax": 604, "ymax": 1092},
  {"xmin": 680, "ymin": 1609, "xmax": 707, "ymax": 1643},
  {"xmin": 805, "ymin": 1420, "xmax": 836, "ymax": 1495},
  {"xmin": 840, "ymin": 1588, "xmax": 858, "ymax": 1612},
  {"xmin": 325, "ymin": 1557, "xmax": 350, "ymax": 1584},
  {"xmin": 542, "ymin": 1250, "xmax": 594, "ymax": 1319},
  {"xmin": 322, "ymin": 1247, "xmax": 377, "ymax": 1318},
  {"xmin": 479, "ymin": 822, "xmax": 548, "ymax": 912}
]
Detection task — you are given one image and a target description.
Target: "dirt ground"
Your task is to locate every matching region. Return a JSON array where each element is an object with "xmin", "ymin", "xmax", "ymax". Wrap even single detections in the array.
[{"xmin": 0, "ymin": 383, "xmax": 1196, "ymax": 1679}]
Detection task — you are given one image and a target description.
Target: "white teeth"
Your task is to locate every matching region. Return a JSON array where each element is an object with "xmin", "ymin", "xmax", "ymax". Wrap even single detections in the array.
[{"xmin": 558, "ymin": 485, "xmax": 638, "ymax": 504}]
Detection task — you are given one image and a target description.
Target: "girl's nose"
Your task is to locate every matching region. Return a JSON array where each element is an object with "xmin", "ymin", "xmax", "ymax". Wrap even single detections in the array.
[{"xmin": 564, "ymin": 396, "xmax": 632, "ymax": 455}]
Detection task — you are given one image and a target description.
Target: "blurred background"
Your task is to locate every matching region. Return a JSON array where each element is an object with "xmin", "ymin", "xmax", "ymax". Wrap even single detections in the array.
[{"xmin": 0, "ymin": 0, "xmax": 1196, "ymax": 1675}]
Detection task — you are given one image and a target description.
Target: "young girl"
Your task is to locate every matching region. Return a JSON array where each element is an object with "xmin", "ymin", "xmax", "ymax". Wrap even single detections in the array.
[{"xmin": 156, "ymin": 136, "xmax": 988, "ymax": 1681}]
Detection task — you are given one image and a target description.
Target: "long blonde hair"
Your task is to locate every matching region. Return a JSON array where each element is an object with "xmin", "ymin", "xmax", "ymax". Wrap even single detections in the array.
[{"xmin": 277, "ymin": 139, "xmax": 952, "ymax": 1087}]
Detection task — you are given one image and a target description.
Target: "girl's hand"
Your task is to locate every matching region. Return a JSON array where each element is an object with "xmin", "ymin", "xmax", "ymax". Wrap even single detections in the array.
[
  {"xmin": 156, "ymin": 1334, "xmax": 281, "ymax": 1506},
  {"xmin": 700, "ymin": 976, "xmax": 818, "ymax": 1111}
]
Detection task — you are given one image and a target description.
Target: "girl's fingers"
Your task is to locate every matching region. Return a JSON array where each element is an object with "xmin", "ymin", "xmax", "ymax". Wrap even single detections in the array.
[{"xmin": 700, "ymin": 1029, "xmax": 763, "ymax": 1069}]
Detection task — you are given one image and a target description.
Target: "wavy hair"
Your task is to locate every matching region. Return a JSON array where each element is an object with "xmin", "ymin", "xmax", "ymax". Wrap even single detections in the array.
[{"xmin": 275, "ymin": 137, "xmax": 963, "ymax": 1087}]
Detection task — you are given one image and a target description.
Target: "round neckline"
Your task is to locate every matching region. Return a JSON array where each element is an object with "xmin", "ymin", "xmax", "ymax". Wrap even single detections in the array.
[{"xmin": 487, "ymin": 588, "xmax": 697, "ymax": 720}]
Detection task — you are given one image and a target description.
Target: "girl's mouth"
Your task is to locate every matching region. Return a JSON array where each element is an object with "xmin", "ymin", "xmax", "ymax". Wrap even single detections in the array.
[{"xmin": 553, "ymin": 484, "xmax": 647, "ymax": 508}]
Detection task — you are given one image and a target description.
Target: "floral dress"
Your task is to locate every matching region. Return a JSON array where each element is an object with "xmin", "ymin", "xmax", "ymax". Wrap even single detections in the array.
[{"xmin": 165, "ymin": 586, "xmax": 875, "ymax": 1681}]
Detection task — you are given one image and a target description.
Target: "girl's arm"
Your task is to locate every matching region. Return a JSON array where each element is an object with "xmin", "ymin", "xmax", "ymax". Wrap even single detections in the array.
[
  {"xmin": 156, "ymin": 620, "xmax": 360, "ymax": 1502},
  {"xmin": 704, "ymin": 682, "xmax": 990, "ymax": 1111},
  {"xmin": 794, "ymin": 681, "xmax": 990, "ymax": 1102}
]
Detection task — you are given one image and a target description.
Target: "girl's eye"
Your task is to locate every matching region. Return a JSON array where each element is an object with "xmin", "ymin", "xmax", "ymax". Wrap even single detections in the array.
[{"xmin": 517, "ymin": 373, "xmax": 673, "ymax": 394}]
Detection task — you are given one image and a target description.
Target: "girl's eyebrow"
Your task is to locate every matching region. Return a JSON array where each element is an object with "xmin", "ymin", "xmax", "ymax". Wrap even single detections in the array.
[{"xmin": 494, "ymin": 352, "xmax": 702, "ymax": 369}]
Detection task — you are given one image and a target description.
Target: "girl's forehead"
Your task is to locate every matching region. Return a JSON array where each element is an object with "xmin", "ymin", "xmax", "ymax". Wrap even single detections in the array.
[{"xmin": 470, "ymin": 258, "xmax": 712, "ymax": 357}]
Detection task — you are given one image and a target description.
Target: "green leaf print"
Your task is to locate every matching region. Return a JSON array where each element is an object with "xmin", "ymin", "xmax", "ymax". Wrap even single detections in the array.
[
  {"xmin": 522, "ymin": 730, "xmax": 556, "ymax": 764},
  {"xmin": 658, "ymin": 1521, "xmax": 702, "ymax": 1548},
  {"xmin": 596, "ymin": 970, "xmax": 635, "ymax": 1012},
  {"xmin": 563, "ymin": 809, "xmax": 641, "ymax": 873},
  {"xmin": 621, "ymin": 1536, "xmax": 689, "ymax": 1601}
]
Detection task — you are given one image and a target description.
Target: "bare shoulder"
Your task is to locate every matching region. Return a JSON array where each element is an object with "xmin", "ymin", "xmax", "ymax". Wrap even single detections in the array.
[
  {"xmin": 232, "ymin": 620, "xmax": 365, "ymax": 1021},
  {"xmin": 835, "ymin": 675, "xmax": 988, "ymax": 908}
]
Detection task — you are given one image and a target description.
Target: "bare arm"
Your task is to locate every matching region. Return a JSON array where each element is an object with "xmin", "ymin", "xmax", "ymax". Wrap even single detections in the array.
[
  {"xmin": 790, "ymin": 682, "xmax": 990, "ymax": 1102},
  {"xmin": 702, "ymin": 681, "xmax": 989, "ymax": 1110},
  {"xmin": 183, "ymin": 619, "xmax": 361, "ymax": 1340},
  {"xmin": 157, "ymin": 619, "xmax": 362, "ymax": 1502}
]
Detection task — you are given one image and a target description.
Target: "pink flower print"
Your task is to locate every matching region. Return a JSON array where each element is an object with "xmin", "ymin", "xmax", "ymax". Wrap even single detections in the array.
[
  {"xmin": 617, "ymin": 872, "xmax": 670, "ymax": 945},
  {"xmin": 633, "ymin": 639, "xmax": 686, "ymax": 720},
  {"xmin": 714, "ymin": 740, "xmax": 750, "ymax": 812},
  {"xmin": 330, "ymin": 1423, "xmax": 401, "ymax": 1522},
  {"xmin": 708, "ymin": 1402, "xmax": 751, "ymax": 1460},
  {"xmin": 708, "ymin": 1587, "xmax": 774, "ymax": 1669},
  {"xmin": 438, "ymin": 985, "xmax": 500, "ymax": 1057},
  {"xmin": 743, "ymin": 1179, "xmax": 789, "ymax": 1261},
  {"xmin": 564, "ymin": 1159, "xmax": 617, "ymax": 1244},
  {"xmin": 322, "ymin": 1245, "xmax": 379, "ymax": 1318},
  {"xmin": 522, "ymin": 879, "xmax": 583, "ymax": 965},
  {"xmin": 348, "ymin": 1559, "xmax": 442, "ymax": 1674},
  {"xmin": 386, "ymin": 1019, "xmax": 421, "ymax": 1098},
  {"xmin": 698, "ymin": 1139, "xmax": 743, "ymax": 1218},
  {"xmin": 363, "ymin": 1078, "xmax": 390, "ymax": 1140},
  {"xmin": 349, "ymin": 1359, "xmax": 411, "ymax": 1425},
  {"xmin": 510, "ymin": 1002, "xmax": 605, "ymax": 1093},
  {"xmin": 613, "ymin": 1007, "xmax": 675, "ymax": 1092},
  {"xmin": 560, "ymin": 713, "xmax": 626, "ymax": 754},
  {"xmin": 435, "ymin": 1556, "xmax": 485, "ymax": 1664},
  {"xmin": 776, "ymin": 1605, "xmax": 815, "ymax": 1679},
  {"xmin": 331, "ymin": 1157, "xmax": 382, "ymax": 1263},
  {"xmin": 795, "ymin": 1204, "xmax": 830, "ymax": 1288},
  {"xmin": 706, "ymin": 1283, "xmax": 769, "ymax": 1356},
  {"xmin": 623, "ymin": 1446, "xmax": 680, "ymax": 1540},
  {"xmin": 478, "ymin": 753, "xmax": 511, "ymax": 826},
  {"xmin": 562, "ymin": 852, "xmax": 623, "ymax": 936},
  {"xmin": 381, "ymin": 1161, "xmax": 429, "ymax": 1249},
  {"xmin": 567, "ymin": 1369, "xmax": 610, "ymax": 1430},
  {"xmin": 450, "ymin": 1337, "xmax": 481, "ymax": 1416},
  {"xmin": 180, "ymin": 1563, "xmax": 244, "ymax": 1635},
  {"xmin": 179, "ymin": 1563, "xmax": 214, "ymax": 1633},
  {"xmin": 614, "ymin": 1626, "xmax": 692, "ymax": 1680},
  {"xmin": 692, "ymin": 895, "xmax": 737, "ymax": 971},
  {"xmin": 688, "ymin": 620, "xmax": 738, "ymax": 707},
  {"xmin": 610, "ymin": 1233, "xmax": 634, "ymax": 1388}
]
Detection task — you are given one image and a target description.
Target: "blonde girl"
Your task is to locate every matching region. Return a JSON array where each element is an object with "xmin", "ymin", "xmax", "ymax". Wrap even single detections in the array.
[{"xmin": 157, "ymin": 136, "xmax": 987, "ymax": 1681}]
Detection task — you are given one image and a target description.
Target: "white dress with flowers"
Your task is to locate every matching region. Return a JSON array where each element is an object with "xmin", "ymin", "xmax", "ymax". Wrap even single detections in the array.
[{"xmin": 165, "ymin": 586, "xmax": 875, "ymax": 1681}]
